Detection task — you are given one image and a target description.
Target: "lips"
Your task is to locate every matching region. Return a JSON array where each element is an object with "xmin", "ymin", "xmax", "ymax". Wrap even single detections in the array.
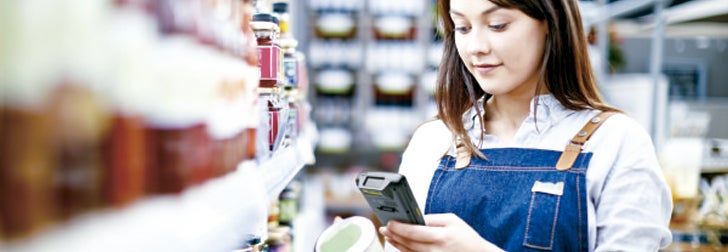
[{"xmin": 473, "ymin": 63, "xmax": 501, "ymax": 75}]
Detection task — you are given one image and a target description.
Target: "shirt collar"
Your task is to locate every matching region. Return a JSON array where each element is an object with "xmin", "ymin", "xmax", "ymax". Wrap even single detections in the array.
[{"xmin": 462, "ymin": 94, "xmax": 576, "ymax": 136}]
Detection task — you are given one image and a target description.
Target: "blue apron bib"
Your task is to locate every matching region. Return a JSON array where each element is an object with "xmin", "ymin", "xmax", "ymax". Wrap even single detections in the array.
[{"xmin": 425, "ymin": 148, "xmax": 592, "ymax": 251}]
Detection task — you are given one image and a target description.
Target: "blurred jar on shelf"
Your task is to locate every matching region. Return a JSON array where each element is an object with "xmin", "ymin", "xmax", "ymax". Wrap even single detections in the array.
[
  {"xmin": 310, "ymin": 0, "xmax": 360, "ymax": 40},
  {"xmin": 48, "ymin": 84, "xmax": 111, "ymax": 220},
  {"xmin": 374, "ymin": 72, "xmax": 414, "ymax": 107},
  {"xmin": 373, "ymin": 15, "xmax": 416, "ymax": 40},
  {"xmin": 267, "ymin": 226, "xmax": 292, "ymax": 252},
  {"xmin": 0, "ymin": 0, "xmax": 114, "ymax": 240},
  {"xmin": 661, "ymin": 138, "xmax": 703, "ymax": 228},
  {"xmin": 0, "ymin": 95, "xmax": 57, "ymax": 240},
  {"xmin": 314, "ymin": 12, "xmax": 357, "ymax": 39}
]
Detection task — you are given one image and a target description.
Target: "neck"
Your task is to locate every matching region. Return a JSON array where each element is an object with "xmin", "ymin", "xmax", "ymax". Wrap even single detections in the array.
[{"xmin": 485, "ymin": 93, "xmax": 536, "ymax": 128}]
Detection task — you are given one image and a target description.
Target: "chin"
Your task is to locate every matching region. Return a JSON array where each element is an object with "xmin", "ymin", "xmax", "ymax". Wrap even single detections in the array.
[{"xmin": 477, "ymin": 85, "xmax": 501, "ymax": 95}]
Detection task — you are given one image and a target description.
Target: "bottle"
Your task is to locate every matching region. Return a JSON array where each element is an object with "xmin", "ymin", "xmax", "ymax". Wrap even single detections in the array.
[
  {"xmin": 283, "ymin": 87, "xmax": 299, "ymax": 141},
  {"xmin": 271, "ymin": 2, "xmax": 291, "ymax": 40},
  {"xmin": 0, "ymin": 104, "xmax": 55, "ymax": 240},
  {"xmin": 48, "ymin": 84, "xmax": 111, "ymax": 219},
  {"xmin": 280, "ymin": 39, "xmax": 299, "ymax": 88},
  {"xmin": 251, "ymin": 13, "xmax": 281, "ymax": 89},
  {"xmin": 277, "ymin": 184, "xmax": 298, "ymax": 227},
  {"xmin": 266, "ymin": 226, "xmax": 292, "ymax": 252}
]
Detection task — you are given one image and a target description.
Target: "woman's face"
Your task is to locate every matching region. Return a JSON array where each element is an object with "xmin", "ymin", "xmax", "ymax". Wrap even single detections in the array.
[{"xmin": 450, "ymin": 0, "xmax": 547, "ymax": 97}]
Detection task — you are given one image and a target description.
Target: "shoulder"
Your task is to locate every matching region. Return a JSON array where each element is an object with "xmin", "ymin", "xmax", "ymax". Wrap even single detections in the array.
[
  {"xmin": 576, "ymin": 111, "xmax": 657, "ymax": 161},
  {"xmin": 412, "ymin": 119, "xmax": 450, "ymax": 136},
  {"xmin": 592, "ymin": 112, "xmax": 653, "ymax": 145},
  {"xmin": 402, "ymin": 119, "xmax": 453, "ymax": 163},
  {"xmin": 407, "ymin": 119, "xmax": 452, "ymax": 149},
  {"xmin": 583, "ymin": 111, "xmax": 661, "ymax": 176}
]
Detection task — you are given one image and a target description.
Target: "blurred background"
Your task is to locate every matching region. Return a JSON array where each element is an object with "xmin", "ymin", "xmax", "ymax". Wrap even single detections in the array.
[{"xmin": 1, "ymin": 0, "xmax": 727, "ymax": 251}]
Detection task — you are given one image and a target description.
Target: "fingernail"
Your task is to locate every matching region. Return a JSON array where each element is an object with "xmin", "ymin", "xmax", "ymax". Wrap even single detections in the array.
[{"xmin": 378, "ymin": 227, "xmax": 387, "ymax": 235}]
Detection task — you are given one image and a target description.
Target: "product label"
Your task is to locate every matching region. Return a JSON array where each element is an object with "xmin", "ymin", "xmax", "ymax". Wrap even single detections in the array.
[
  {"xmin": 268, "ymin": 110, "xmax": 279, "ymax": 151},
  {"xmin": 258, "ymin": 45, "xmax": 281, "ymax": 81},
  {"xmin": 288, "ymin": 107, "xmax": 298, "ymax": 137},
  {"xmin": 283, "ymin": 58, "xmax": 298, "ymax": 86}
]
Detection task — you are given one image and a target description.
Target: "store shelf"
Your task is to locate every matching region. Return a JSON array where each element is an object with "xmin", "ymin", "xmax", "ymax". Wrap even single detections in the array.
[
  {"xmin": 1, "ymin": 124, "xmax": 318, "ymax": 252},
  {"xmin": 292, "ymin": 173, "xmax": 327, "ymax": 252},
  {"xmin": 262, "ymin": 122, "xmax": 319, "ymax": 200},
  {"xmin": 325, "ymin": 196, "xmax": 370, "ymax": 214}
]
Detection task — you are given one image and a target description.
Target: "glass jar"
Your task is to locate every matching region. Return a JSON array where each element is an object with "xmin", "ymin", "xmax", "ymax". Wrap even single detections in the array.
[
  {"xmin": 0, "ymin": 107, "xmax": 55, "ymax": 240},
  {"xmin": 278, "ymin": 185, "xmax": 298, "ymax": 227},
  {"xmin": 280, "ymin": 39, "xmax": 299, "ymax": 88},
  {"xmin": 106, "ymin": 113, "xmax": 148, "ymax": 207},
  {"xmin": 261, "ymin": 92, "xmax": 283, "ymax": 153},
  {"xmin": 251, "ymin": 13, "xmax": 281, "ymax": 89}
]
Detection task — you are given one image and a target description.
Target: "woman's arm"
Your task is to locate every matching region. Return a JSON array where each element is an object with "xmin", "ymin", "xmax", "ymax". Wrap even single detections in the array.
[{"xmin": 588, "ymin": 115, "xmax": 673, "ymax": 251}]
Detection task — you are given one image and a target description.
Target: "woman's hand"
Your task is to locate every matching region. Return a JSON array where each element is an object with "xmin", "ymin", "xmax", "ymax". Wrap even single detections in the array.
[{"xmin": 379, "ymin": 213, "xmax": 504, "ymax": 252}]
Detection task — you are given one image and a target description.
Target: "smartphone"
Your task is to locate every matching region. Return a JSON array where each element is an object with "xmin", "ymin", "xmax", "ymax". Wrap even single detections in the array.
[{"xmin": 355, "ymin": 171, "xmax": 425, "ymax": 225}]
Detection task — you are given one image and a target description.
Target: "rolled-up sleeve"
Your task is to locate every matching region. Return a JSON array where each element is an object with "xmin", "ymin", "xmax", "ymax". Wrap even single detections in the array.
[{"xmin": 589, "ymin": 116, "xmax": 673, "ymax": 251}]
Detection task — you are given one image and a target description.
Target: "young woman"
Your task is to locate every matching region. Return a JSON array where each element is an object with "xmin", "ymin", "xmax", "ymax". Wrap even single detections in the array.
[{"xmin": 378, "ymin": 0, "xmax": 673, "ymax": 251}]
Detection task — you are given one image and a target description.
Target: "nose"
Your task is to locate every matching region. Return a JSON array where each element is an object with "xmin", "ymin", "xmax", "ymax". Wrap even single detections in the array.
[{"xmin": 465, "ymin": 28, "xmax": 491, "ymax": 56}]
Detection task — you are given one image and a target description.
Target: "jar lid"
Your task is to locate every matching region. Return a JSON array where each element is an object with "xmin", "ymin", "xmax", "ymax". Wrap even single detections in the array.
[
  {"xmin": 252, "ymin": 13, "xmax": 274, "ymax": 22},
  {"xmin": 251, "ymin": 13, "xmax": 280, "ymax": 26},
  {"xmin": 272, "ymin": 2, "xmax": 288, "ymax": 13}
]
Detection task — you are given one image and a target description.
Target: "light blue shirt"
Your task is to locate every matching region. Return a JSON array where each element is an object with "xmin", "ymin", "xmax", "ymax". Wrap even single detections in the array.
[{"xmin": 395, "ymin": 94, "xmax": 673, "ymax": 251}]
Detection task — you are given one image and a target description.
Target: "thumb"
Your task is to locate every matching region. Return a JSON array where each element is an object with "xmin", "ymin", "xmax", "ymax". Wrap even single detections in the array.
[
  {"xmin": 333, "ymin": 216, "xmax": 344, "ymax": 224},
  {"xmin": 423, "ymin": 213, "xmax": 457, "ymax": 227}
]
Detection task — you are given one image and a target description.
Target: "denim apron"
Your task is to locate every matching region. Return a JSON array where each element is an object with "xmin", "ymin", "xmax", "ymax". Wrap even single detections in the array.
[{"xmin": 424, "ymin": 112, "xmax": 614, "ymax": 251}]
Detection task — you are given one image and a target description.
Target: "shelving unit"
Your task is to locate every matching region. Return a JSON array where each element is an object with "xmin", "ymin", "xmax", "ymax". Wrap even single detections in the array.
[
  {"xmin": 1, "ymin": 123, "xmax": 317, "ymax": 252},
  {"xmin": 0, "ymin": 0, "xmax": 318, "ymax": 251},
  {"xmin": 303, "ymin": 0, "xmax": 437, "ymax": 166}
]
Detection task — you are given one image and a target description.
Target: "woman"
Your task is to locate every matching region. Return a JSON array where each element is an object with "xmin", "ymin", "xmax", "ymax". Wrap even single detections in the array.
[{"xmin": 379, "ymin": 0, "xmax": 673, "ymax": 251}]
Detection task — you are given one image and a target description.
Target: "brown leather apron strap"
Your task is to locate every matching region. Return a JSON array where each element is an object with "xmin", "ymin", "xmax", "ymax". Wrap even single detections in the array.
[{"xmin": 556, "ymin": 112, "xmax": 617, "ymax": 171}]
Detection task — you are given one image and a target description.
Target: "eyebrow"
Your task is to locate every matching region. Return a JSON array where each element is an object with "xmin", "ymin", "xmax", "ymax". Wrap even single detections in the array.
[{"xmin": 449, "ymin": 6, "xmax": 501, "ymax": 17}]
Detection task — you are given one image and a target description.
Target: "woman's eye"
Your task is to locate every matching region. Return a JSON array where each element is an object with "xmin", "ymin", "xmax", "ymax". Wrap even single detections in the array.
[
  {"xmin": 454, "ymin": 26, "xmax": 470, "ymax": 33},
  {"xmin": 489, "ymin": 23, "xmax": 508, "ymax": 31}
]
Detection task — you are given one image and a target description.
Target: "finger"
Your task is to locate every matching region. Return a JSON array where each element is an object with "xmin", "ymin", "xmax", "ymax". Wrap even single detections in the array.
[
  {"xmin": 385, "ymin": 231, "xmax": 434, "ymax": 252},
  {"xmin": 333, "ymin": 216, "xmax": 343, "ymax": 224},
  {"xmin": 382, "ymin": 228, "xmax": 416, "ymax": 252},
  {"xmin": 381, "ymin": 226, "xmax": 419, "ymax": 252},
  {"xmin": 386, "ymin": 220, "xmax": 442, "ymax": 245}
]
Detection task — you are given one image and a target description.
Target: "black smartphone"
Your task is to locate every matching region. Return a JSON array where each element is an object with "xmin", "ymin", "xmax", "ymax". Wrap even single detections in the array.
[{"xmin": 355, "ymin": 171, "xmax": 425, "ymax": 225}]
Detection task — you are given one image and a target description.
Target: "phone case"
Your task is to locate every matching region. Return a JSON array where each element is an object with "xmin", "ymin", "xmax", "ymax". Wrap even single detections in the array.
[{"xmin": 355, "ymin": 171, "xmax": 425, "ymax": 225}]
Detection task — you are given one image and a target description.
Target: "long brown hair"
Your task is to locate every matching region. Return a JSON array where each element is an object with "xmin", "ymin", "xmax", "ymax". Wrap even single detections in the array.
[{"xmin": 435, "ymin": 0, "xmax": 618, "ymax": 157}]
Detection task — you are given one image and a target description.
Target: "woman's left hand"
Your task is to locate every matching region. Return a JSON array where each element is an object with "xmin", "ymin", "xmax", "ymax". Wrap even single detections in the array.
[{"xmin": 379, "ymin": 213, "xmax": 503, "ymax": 252}]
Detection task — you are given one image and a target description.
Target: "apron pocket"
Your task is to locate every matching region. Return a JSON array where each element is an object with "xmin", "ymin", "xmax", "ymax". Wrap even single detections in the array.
[{"xmin": 523, "ymin": 181, "xmax": 563, "ymax": 250}]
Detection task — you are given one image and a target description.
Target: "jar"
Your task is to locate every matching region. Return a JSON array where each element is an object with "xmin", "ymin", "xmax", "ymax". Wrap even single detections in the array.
[
  {"xmin": 238, "ymin": 0, "xmax": 259, "ymax": 66},
  {"xmin": 106, "ymin": 113, "xmax": 148, "ymax": 207},
  {"xmin": 47, "ymin": 84, "xmax": 110, "ymax": 220},
  {"xmin": 146, "ymin": 123, "xmax": 212, "ymax": 194},
  {"xmin": 278, "ymin": 185, "xmax": 298, "ymax": 227},
  {"xmin": 272, "ymin": 2, "xmax": 291, "ymax": 40},
  {"xmin": 267, "ymin": 226, "xmax": 292, "ymax": 252},
  {"xmin": 374, "ymin": 72, "xmax": 414, "ymax": 107},
  {"xmin": 0, "ymin": 107, "xmax": 55, "ymax": 240},
  {"xmin": 260, "ymin": 92, "xmax": 283, "ymax": 153},
  {"xmin": 280, "ymin": 38, "xmax": 299, "ymax": 88},
  {"xmin": 373, "ymin": 15, "xmax": 416, "ymax": 40},
  {"xmin": 251, "ymin": 13, "xmax": 281, "ymax": 89},
  {"xmin": 283, "ymin": 87, "xmax": 299, "ymax": 140}
]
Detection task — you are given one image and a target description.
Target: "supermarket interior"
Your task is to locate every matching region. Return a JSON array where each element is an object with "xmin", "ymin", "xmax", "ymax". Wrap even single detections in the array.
[{"xmin": 1, "ymin": 0, "xmax": 728, "ymax": 251}]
